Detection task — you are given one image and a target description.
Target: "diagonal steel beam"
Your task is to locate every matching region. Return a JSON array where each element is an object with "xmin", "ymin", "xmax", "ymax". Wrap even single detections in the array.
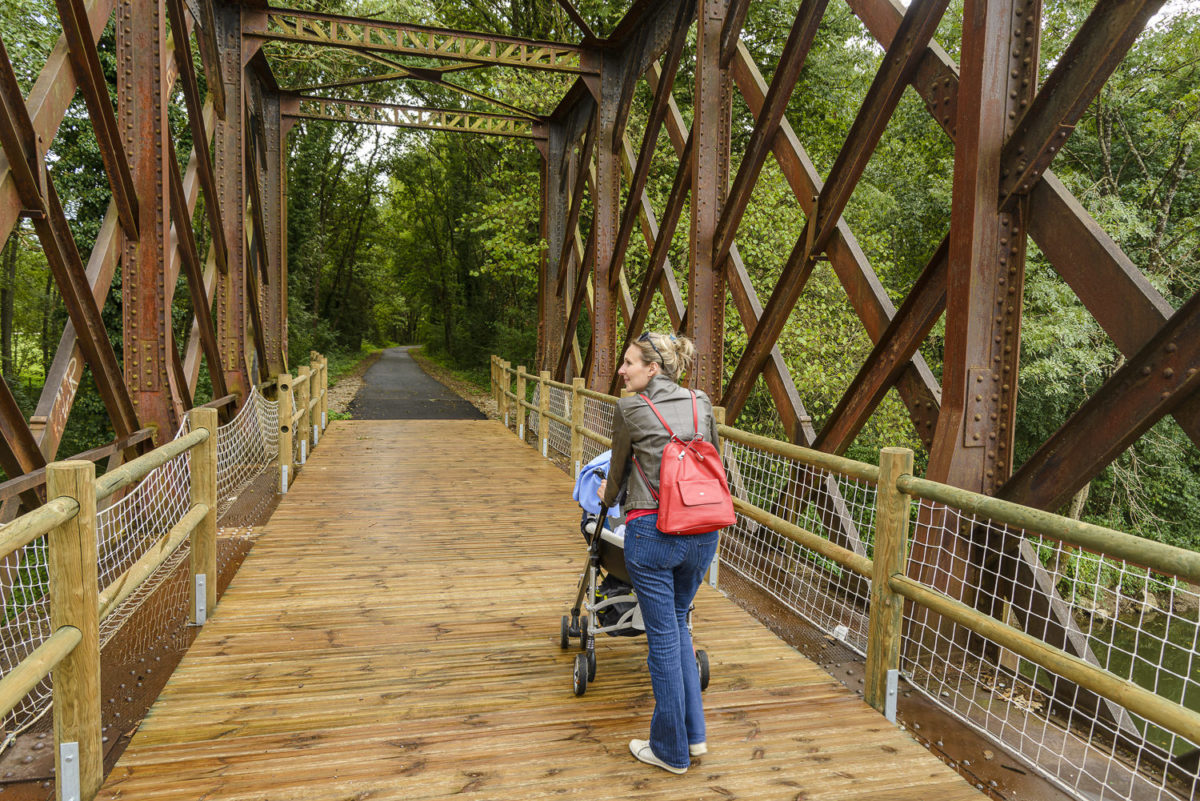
[
  {"xmin": 816, "ymin": 238, "xmax": 947, "ymax": 453},
  {"xmin": 556, "ymin": 227, "xmax": 595, "ymax": 380},
  {"xmin": 721, "ymin": 0, "xmax": 950, "ymax": 420},
  {"xmin": 1001, "ymin": 288, "xmax": 1200, "ymax": 511},
  {"xmin": 605, "ymin": 3, "xmax": 693, "ymax": 291},
  {"xmin": 555, "ymin": 0, "xmax": 597, "ymax": 41},
  {"xmin": 719, "ymin": 0, "xmax": 753, "ymax": 68},
  {"xmin": 0, "ymin": 35, "xmax": 140, "ymax": 442},
  {"xmin": 244, "ymin": 7, "xmax": 594, "ymax": 74},
  {"xmin": 713, "ymin": 0, "xmax": 829, "ymax": 270},
  {"xmin": 556, "ymin": 113, "xmax": 597, "ymax": 294},
  {"xmin": 54, "ymin": 0, "xmax": 140, "ymax": 240},
  {"xmin": 0, "ymin": 0, "xmax": 114, "ymax": 249},
  {"xmin": 167, "ymin": 135, "xmax": 229, "ymax": 402},
  {"xmin": 727, "ymin": 42, "xmax": 942, "ymax": 440},
  {"xmin": 999, "ymin": 0, "xmax": 1163, "ymax": 204},
  {"xmin": 194, "ymin": 0, "xmax": 226, "ymax": 119},
  {"xmin": 608, "ymin": 132, "xmax": 693, "ymax": 394},
  {"xmin": 166, "ymin": 0, "xmax": 228, "ymax": 273},
  {"xmin": 0, "ymin": 372, "xmax": 48, "ymax": 510}
]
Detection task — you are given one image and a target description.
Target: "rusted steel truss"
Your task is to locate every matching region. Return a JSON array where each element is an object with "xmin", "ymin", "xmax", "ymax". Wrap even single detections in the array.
[
  {"xmin": 0, "ymin": 0, "xmax": 283, "ymax": 515},
  {"xmin": 283, "ymin": 96, "xmax": 541, "ymax": 139},
  {"xmin": 243, "ymin": 8, "xmax": 594, "ymax": 74}
]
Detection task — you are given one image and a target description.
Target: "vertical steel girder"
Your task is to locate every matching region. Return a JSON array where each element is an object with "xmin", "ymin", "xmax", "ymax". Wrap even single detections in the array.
[
  {"xmin": 215, "ymin": 1, "xmax": 249, "ymax": 395},
  {"xmin": 262, "ymin": 90, "xmax": 286, "ymax": 374},
  {"xmin": 688, "ymin": 0, "xmax": 731, "ymax": 398},
  {"xmin": 543, "ymin": 122, "xmax": 570, "ymax": 373},
  {"xmin": 118, "ymin": 0, "xmax": 178, "ymax": 441}
]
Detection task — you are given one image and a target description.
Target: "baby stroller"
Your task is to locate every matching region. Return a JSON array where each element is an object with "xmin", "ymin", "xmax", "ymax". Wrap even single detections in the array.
[{"xmin": 561, "ymin": 456, "xmax": 711, "ymax": 696}]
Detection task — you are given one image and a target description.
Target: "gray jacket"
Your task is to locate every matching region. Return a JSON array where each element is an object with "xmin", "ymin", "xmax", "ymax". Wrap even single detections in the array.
[{"xmin": 601, "ymin": 374, "xmax": 720, "ymax": 512}]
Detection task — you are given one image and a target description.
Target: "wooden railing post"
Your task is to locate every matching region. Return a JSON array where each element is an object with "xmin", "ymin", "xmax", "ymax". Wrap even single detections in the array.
[
  {"xmin": 864, "ymin": 446, "xmax": 914, "ymax": 722},
  {"xmin": 490, "ymin": 356, "xmax": 497, "ymax": 409},
  {"xmin": 296, "ymin": 365, "xmax": 311, "ymax": 465},
  {"xmin": 320, "ymin": 354, "xmax": 329, "ymax": 431},
  {"xmin": 500, "ymin": 360, "xmax": 511, "ymax": 427},
  {"xmin": 708, "ymin": 405, "xmax": 726, "ymax": 587},
  {"xmin": 277, "ymin": 373, "xmax": 294, "ymax": 492},
  {"xmin": 188, "ymin": 408, "xmax": 218, "ymax": 623},
  {"xmin": 570, "ymin": 377, "xmax": 585, "ymax": 477},
  {"xmin": 538, "ymin": 370, "xmax": 550, "ymax": 458},
  {"xmin": 46, "ymin": 460, "xmax": 101, "ymax": 801},
  {"xmin": 515, "ymin": 366, "xmax": 527, "ymax": 440}
]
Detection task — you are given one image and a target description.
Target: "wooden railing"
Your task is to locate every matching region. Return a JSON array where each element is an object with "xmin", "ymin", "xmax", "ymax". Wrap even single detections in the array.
[
  {"xmin": 490, "ymin": 356, "xmax": 1200, "ymax": 765},
  {"xmin": 0, "ymin": 407, "xmax": 218, "ymax": 801},
  {"xmin": 0, "ymin": 351, "xmax": 329, "ymax": 801},
  {"xmin": 275, "ymin": 352, "xmax": 329, "ymax": 492}
]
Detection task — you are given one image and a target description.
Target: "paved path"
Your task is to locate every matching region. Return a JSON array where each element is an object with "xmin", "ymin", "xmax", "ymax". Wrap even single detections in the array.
[{"xmin": 348, "ymin": 346, "xmax": 484, "ymax": 420}]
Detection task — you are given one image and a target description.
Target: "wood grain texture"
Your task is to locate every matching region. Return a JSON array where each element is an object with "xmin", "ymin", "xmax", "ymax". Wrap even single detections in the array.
[{"xmin": 97, "ymin": 420, "xmax": 982, "ymax": 800}]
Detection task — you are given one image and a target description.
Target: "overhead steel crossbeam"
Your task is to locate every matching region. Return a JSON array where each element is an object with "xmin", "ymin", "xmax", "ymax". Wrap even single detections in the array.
[
  {"xmin": 284, "ymin": 96, "xmax": 542, "ymax": 139},
  {"xmin": 244, "ymin": 7, "xmax": 595, "ymax": 74}
]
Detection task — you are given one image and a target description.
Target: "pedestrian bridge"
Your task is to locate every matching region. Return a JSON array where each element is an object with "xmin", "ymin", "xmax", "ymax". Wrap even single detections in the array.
[{"xmin": 93, "ymin": 417, "xmax": 982, "ymax": 800}]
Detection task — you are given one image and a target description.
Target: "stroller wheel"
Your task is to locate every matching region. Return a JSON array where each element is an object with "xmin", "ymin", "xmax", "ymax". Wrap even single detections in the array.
[
  {"xmin": 587, "ymin": 649, "xmax": 596, "ymax": 682},
  {"xmin": 560, "ymin": 615, "xmax": 570, "ymax": 649},
  {"xmin": 572, "ymin": 653, "xmax": 589, "ymax": 696},
  {"xmin": 578, "ymin": 615, "xmax": 589, "ymax": 650},
  {"xmin": 697, "ymin": 650, "xmax": 710, "ymax": 691}
]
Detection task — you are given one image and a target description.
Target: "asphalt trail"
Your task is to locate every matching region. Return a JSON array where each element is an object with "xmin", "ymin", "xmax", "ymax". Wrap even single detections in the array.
[{"xmin": 347, "ymin": 346, "xmax": 485, "ymax": 420}]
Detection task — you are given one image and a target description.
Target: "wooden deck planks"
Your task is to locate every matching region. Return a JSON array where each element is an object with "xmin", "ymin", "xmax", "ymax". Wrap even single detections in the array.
[{"xmin": 97, "ymin": 419, "xmax": 981, "ymax": 800}]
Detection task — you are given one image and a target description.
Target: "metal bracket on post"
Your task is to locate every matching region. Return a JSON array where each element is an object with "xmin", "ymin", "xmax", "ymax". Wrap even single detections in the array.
[
  {"xmin": 59, "ymin": 741, "xmax": 80, "ymax": 801},
  {"xmin": 707, "ymin": 552, "xmax": 719, "ymax": 587},
  {"xmin": 322, "ymin": 412, "xmax": 327, "ymax": 428},
  {"xmin": 300, "ymin": 439, "xmax": 306, "ymax": 465},
  {"xmin": 313, "ymin": 424, "xmax": 319, "ymax": 447},
  {"xmin": 519, "ymin": 420, "xmax": 525, "ymax": 439},
  {"xmin": 885, "ymin": 669, "xmax": 899, "ymax": 723},
  {"xmin": 194, "ymin": 574, "xmax": 207, "ymax": 625},
  {"xmin": 280, "ymin": 464, "xmax": 288, "ymax": 493},
  {"xmin": 542, "ymin": 439, "xmax": 548, "ymax": 458}
]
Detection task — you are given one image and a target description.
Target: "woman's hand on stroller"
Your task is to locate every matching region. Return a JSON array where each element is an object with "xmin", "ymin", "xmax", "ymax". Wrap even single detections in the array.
[{"xmin": 597, "ymin": 478, "xmax": 606, "ymax": 502}]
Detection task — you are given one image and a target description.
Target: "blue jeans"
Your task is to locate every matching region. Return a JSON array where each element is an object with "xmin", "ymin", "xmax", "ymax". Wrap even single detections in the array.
[{"xmin": 623, "ymin": 514, "xmax": 719, "ymax": 769}]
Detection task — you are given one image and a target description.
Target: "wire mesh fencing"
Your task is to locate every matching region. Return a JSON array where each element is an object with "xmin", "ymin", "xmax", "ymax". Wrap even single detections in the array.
[
  {"xmin": 902, "ymin": 498, "xmax": 1200, "ymax": 801},
  {"xmin": 720, "ymin": 436, "xmax": 878, "ymax": 655},
  {"xmin": 0, "ymin": 387, "xmax": 285, "ymax": 747},
  {"xmin": 581, "ymin": 394, "xmax": 616, "ymax": 465}
]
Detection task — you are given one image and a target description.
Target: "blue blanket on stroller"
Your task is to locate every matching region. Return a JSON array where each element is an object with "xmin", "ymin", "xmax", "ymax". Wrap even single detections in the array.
[{"xmin": 573, "ymin": 450, "xmax": 622, "ymax": 518}]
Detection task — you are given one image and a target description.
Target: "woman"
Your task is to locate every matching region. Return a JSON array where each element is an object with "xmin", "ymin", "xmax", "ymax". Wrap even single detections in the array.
[{"xmin": 598, "ymin": 331, "xmax": 720, "ymax": 774}]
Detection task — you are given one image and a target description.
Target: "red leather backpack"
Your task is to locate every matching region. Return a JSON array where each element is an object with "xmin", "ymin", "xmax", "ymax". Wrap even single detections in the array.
[{"xmin": 632, "ymin": 391, "xmax": 736, "ymax": 536}]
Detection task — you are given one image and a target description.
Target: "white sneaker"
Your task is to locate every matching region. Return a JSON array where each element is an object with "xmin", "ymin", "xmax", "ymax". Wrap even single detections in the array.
[
  {"xmin": 629, "ymin": 739, "xmax": 687, "ymax": 774},
  {"xmin": 689, "ymin": 742, "xmax": 707, "ymax": 756}
]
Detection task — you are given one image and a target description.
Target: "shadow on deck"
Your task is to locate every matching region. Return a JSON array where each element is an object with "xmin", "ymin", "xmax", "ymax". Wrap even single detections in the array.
[{"xmin": 97, "ymin": 419, "xmax": 982, "ymax": 800}]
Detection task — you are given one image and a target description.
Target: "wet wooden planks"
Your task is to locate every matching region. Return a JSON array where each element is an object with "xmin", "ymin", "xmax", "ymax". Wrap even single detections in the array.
[{"xmin": 97, "ymin": 419, "xmax": 981, "ymax": 800}]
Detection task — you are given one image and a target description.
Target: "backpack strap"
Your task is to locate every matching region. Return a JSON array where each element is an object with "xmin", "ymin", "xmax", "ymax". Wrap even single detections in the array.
[
  {"xmin": 637, "ymin": 390, "xmax": 700, "ymax": 440},
  {"xmin": 631, "ymin": 389, "xmax": 702, "ymax": 504}
]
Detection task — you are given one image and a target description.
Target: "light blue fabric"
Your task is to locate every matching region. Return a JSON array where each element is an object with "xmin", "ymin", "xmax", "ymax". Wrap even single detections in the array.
[{"xmin": 573, "ymin": 449, "xmax": 622, "ymax": 517}]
